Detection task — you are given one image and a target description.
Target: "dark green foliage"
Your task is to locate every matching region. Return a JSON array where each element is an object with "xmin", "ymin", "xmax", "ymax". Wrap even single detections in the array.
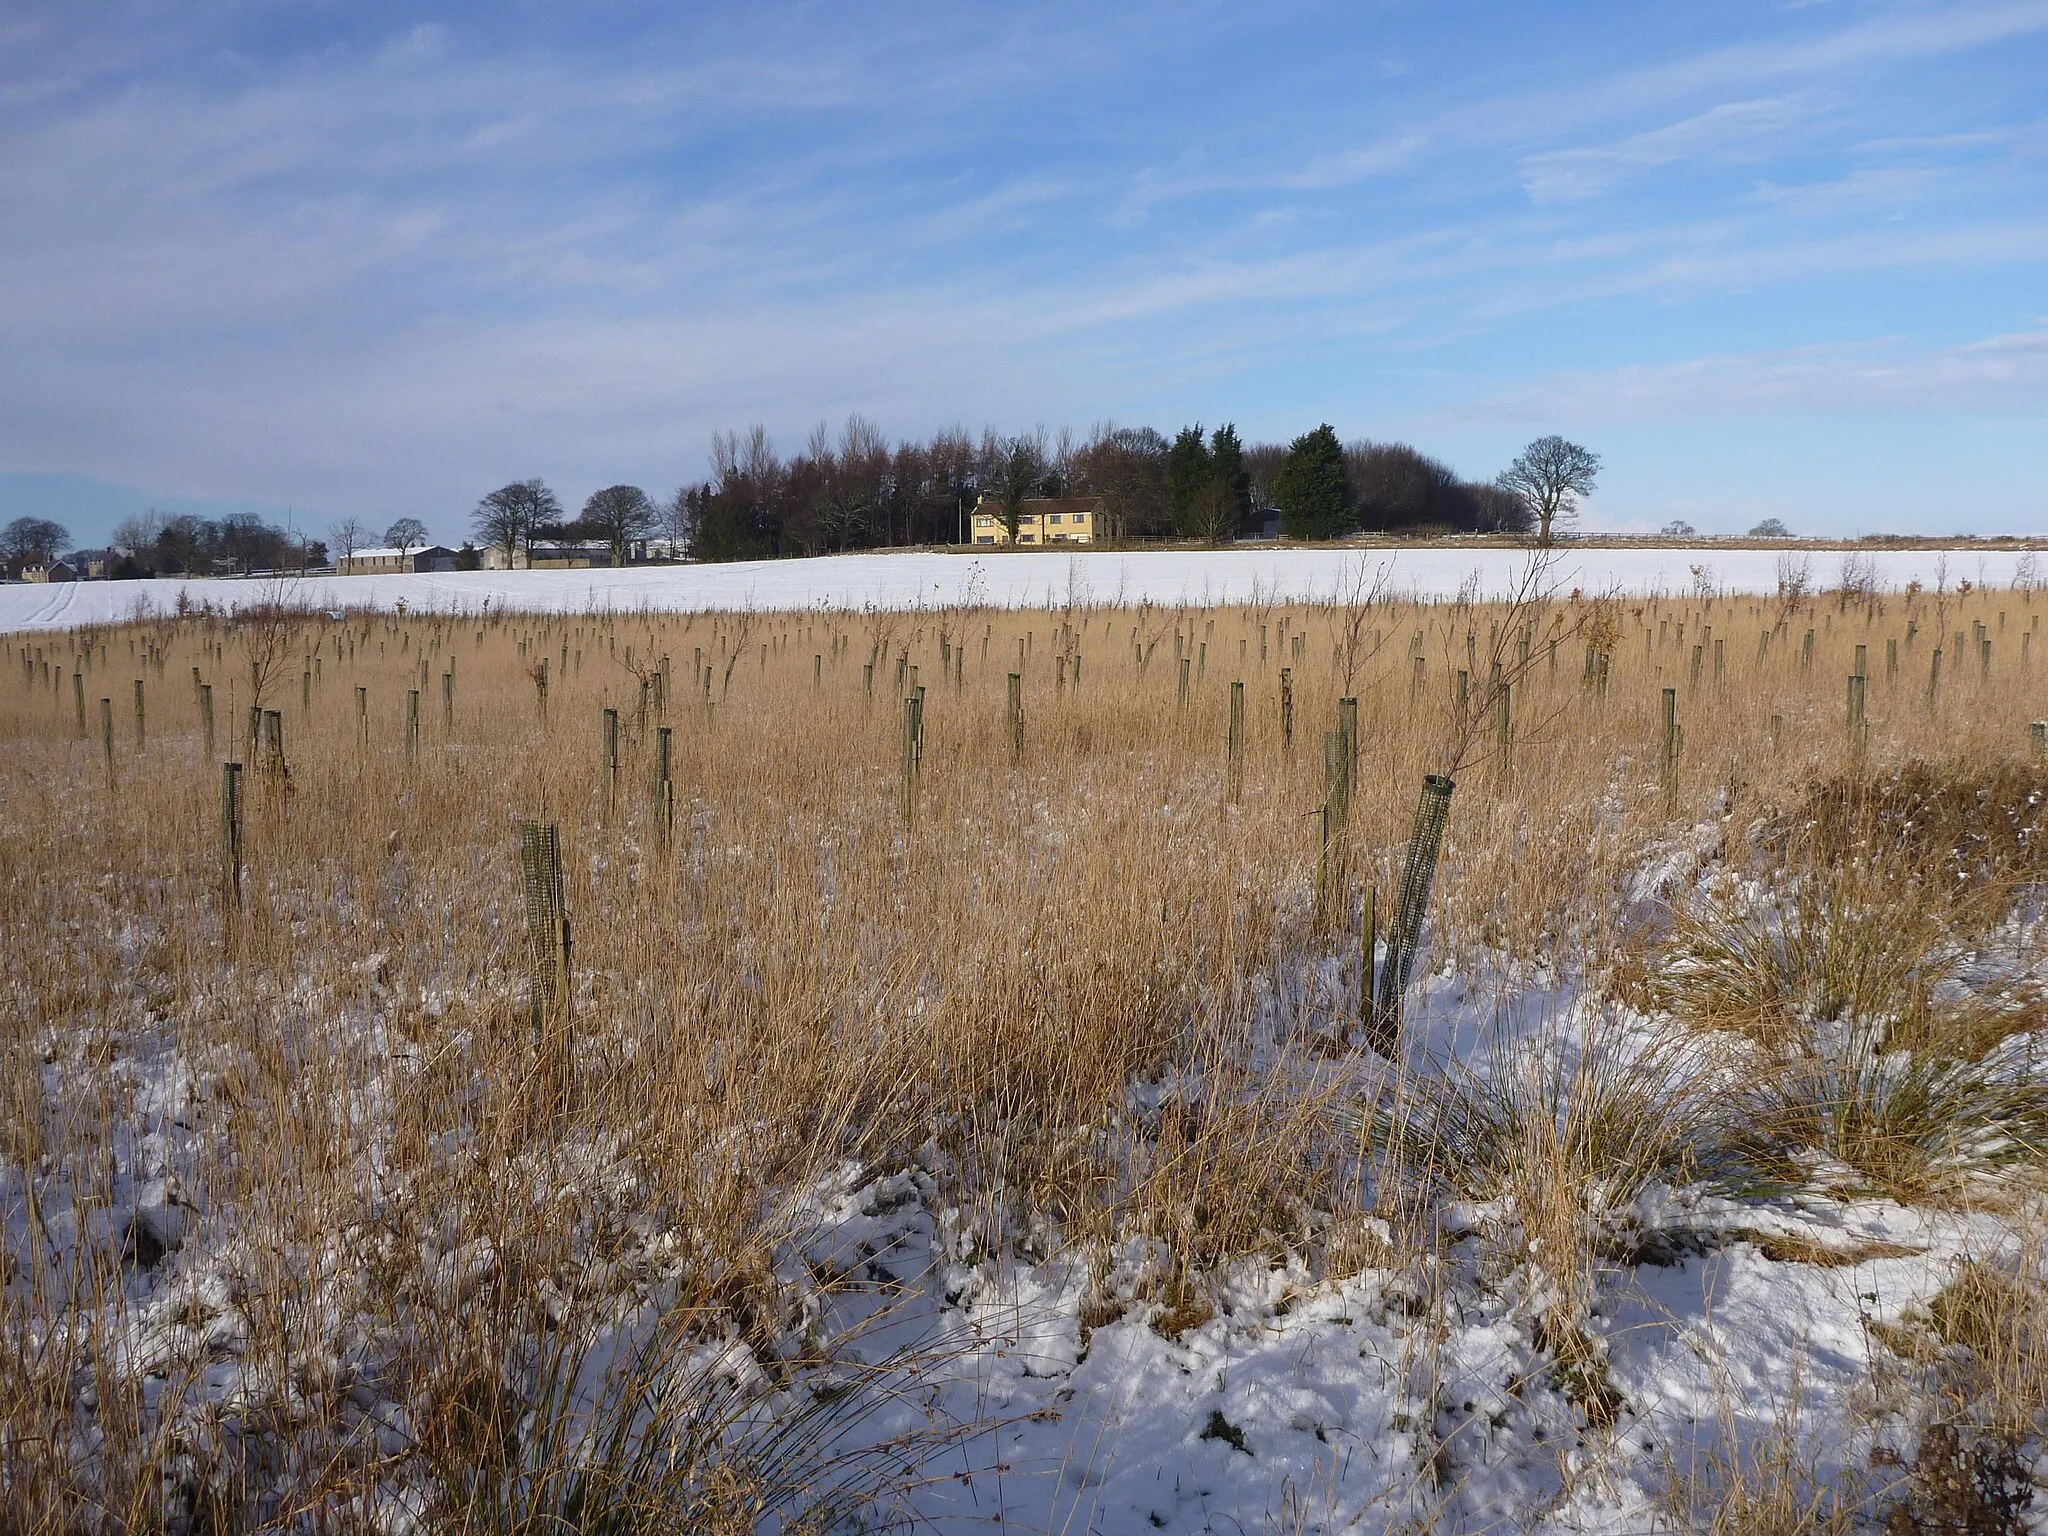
[
  {"xmin": 1167, "ymin": 424, "xmax": 1254, "ymax": 542},
  {"xmin": 1208, "ymin": 424, "xmax": 1252, "ymax": 532},
  {"xmin": 1276, "ymin": 424, "xmax": 1351, "ymax": 541},
  {"xmin": 1167, "ymin": 425, "xmax": 1212, "ymax": 532}
]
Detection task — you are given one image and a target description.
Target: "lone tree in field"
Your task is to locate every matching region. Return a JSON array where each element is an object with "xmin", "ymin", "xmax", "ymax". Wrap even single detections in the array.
[
  {"xmin": 1276, "ymin": 424, "xmax": 1350, "ymax": 541},
  {"xmin": 1, "ymin": 516, "xmax": 69, "ymax": 572},
  {"xmin": 581, "ymin": 484, "xmax": 657, "ymax": 566},
  {"xmin": 473, "ymin": 480, "xmax": 561, "ymax": 565},
  {"xmin": 1498, "ymin": 436, "xmax": 1600, "ymax": 546},
  {"xmin": 384, "ymin": 517, "xmax": 429, "ymax": 557}
]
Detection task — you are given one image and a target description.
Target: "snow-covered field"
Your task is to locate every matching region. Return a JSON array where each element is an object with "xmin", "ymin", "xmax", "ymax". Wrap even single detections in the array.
[{"xmin": 2, "ymin": 544, "xmax": 2037, "ymax": 630}]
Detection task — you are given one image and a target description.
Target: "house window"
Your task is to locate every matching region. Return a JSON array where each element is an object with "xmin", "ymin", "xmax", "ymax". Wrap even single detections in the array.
[
  {"xmin": 1019, "ymin": 534, "xmax": 1034, "ymax": 544},
  {"xmin": 1048, "ymin": 513, "xmax": 1062, "ymax": 524},
  {"xmin": 975, "ymin": 536, "xmax": 995, "ymax": 545}
]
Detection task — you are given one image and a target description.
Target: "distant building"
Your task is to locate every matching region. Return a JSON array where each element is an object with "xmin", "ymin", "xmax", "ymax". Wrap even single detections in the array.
[
  {"xmin": 968, "ymin": 495, "xmax": 1104, "ymax": 546},
  {"xmin": 525, "ymin": 540, "xmax": 611, "ymax": 570},
  {"xmin": 336, "ymin": 545, "xmax": 458, "ymax": 575},
  {"xmin": 478, "ymin": 541, "xmax": 619, "ymax": 570},
  {"xmin": 21, "ymin": 559, "xmax": 78, "ymax": 583}
]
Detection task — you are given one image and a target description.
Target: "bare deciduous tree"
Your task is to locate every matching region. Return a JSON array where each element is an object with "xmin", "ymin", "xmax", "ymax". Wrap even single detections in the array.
[
  {"xmin": 1, "ymin": 516, "xmax": 69, "ymax": 570},
  {"xmin": 329, "ymin": 517, "xmax": 371, "ymax": 561},
  {"xmin": 473, "ymin": 480, "xmax": 561, "ymax": 564},
  {"xmin": 1497, "ymin": 436, "xmax": 1601, "ymax": 546}
]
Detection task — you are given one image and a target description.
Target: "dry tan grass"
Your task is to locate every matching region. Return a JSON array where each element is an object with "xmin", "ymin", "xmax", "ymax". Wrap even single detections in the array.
[{"xmin": 4, "ymin": 573, "xmax": 2047, "ymax": 1525}]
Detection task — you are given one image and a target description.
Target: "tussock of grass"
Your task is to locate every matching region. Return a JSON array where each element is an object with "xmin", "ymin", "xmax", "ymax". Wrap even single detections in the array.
[
  {"xmin": 1654, "ymin": 858, "xmax": 1958, "ymax": 1052},
  {"xmin": 1721, "ymin": 1022, "xmax": 2048, "ymax": 1203}
]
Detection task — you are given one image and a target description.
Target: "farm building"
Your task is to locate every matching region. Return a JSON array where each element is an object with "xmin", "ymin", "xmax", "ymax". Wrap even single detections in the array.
[{"xmin": 337, "ymin": 546, "xmax": 458, "ymax": 576}]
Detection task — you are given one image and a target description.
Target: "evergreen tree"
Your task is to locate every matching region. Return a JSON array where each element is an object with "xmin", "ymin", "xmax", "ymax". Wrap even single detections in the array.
[
  {"xmin": 1275, "ymin": 424, "xmax": 1350, "ymax": 541},
  {"xmin": 1208, "ymin": 424, "xmax": 1252, "ymax": 532},
  {"xmin": 1166, "ymin": 425, "xmax": 1212, "ymax": 536}
]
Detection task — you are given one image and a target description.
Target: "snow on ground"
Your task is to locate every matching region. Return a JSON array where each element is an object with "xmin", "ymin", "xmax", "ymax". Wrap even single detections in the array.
[
  {"xmin": 1, "ymin": 544, "xmax": 2037, "ymax": 631},
  {"xmin": 18, "ymin": 901, "xmax": 2039, "ymax": 1532}
]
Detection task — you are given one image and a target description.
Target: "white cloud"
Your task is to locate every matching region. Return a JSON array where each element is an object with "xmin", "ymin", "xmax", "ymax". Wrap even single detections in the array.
[
  {"xmin": 379, "ymin": 24, "xmax": 450, "ymax": 70},
  {"xmin": 1431, "ymin": 329, "xmax": 2048, "ymax": 428},
  {"xmin": 1520, "ymin": 96, "xmax": 1824, "ymax": 204}
]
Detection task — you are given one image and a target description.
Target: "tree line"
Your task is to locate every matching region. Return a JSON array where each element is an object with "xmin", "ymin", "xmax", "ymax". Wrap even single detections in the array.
[
  {"xmin": 462, "ymin": 421, "xmax": 1599, "ymax": 564},
  {"xmin": 8, "ymin": 424, "xmax": 1599, "ymax": 580},
  {"xmin": 11, "ymin": 510, "xmax": 330, "ymax": 579}
]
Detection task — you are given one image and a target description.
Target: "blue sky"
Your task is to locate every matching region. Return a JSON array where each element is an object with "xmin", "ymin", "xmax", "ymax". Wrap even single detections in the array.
[{"xmin": 2, "ymin": 1, "xmax": 2045, "ymax": 546}]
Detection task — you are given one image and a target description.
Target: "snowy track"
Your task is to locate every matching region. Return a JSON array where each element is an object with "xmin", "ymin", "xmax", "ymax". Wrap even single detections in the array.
[{"xmin": 1, "ymin": 545, "xmax": 2035, "ymax": 632}]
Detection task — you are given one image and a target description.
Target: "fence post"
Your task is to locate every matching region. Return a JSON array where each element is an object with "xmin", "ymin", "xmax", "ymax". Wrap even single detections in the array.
[
  {"xmin": 1661, "ymin": 687, "xmax": 1679, "ymax": 811},
  {"xmin": 901, "ymin": 693, "xmax": 923, "ymax": 826},
  {"xmin": 1324, "ymin": 726, "xmax": 1352, "ymax": 830},
  {"xmin": 1008, "ymin": 672, "xmax": 1024, "ymax": 760},
  {"xmin": 133, "ymin": 678, "xmax": 145, "ymax": 748},
  {"xmin": 263, "ymin": 711, "xmax": 284, "ymax": 788},
  {"xmin": 1367, "ymin": 774, "xmax": 1457, "ymax": 1053},
  {"xmin": 100, "ymin": 697, "xmax": 114, "ymax": 779},
  {"xmin": 655, "ymin": 725, "xmax": 674, "ymax": 842},
  {"xmin": 518, "ymin": 821, "xmax": 571, "ymax": 1060},
  {"xmin": 1226, "ymin": 681, "xmax": 1244, "ymax": 804},
  {"xmin": 406, "ymin": 689, "xmax": 420, "ymax": 763},
  {"xmin": 356, "ymin": 686, "xmax": 368, "ymax": 746},
  {"xmin": 72, "ymin": 670, "xmax": 85, "ymax": 737},
  {"xmin": 200, "ymin": 684, "xmax": 214, "ymax": 759},
  {"xmin": 2031, "ymin": 721, "xmax": 2046, "ymax": 760},
  {"xmin": 1848, "ymin": 672, "xmax": 1868, "ymax": 769},
  {"xmin": 220, "ymin": 762, "xmax": 244, "ymax": 917},
  {"xmin": 1280, "ymin": 667, "xmax": 1294, "ymax": 755},
  {"xmin": 443, "ymin": 670, "xmax": 454, "ymax": 731}
]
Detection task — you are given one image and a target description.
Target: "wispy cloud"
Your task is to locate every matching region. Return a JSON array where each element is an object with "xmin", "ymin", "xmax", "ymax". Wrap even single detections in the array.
[
  {"xmin": 1431, "ymin": 327, "xmax": 2048, "ymax": 428},
  {"xmin": 1520, "ymin": 96, "xmax": 1826, "ymax": 203}
]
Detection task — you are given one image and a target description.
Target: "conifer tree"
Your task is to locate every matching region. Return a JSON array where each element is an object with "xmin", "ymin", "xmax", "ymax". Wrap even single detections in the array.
[{"xmin": 1275, "ymin": 424, "xmax": 1350, "ymax": 541}]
